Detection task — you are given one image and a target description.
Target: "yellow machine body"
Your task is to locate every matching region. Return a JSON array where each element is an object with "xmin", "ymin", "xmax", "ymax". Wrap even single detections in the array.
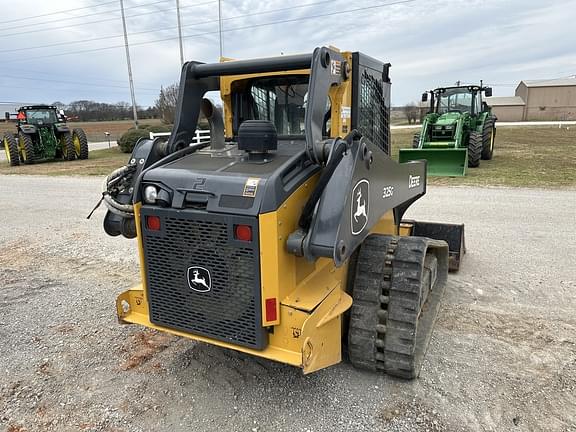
[
  {"xmin": 118, "ymin": 193, "xmax": 398, "ymax": 374},
  {"xmin": 115, "ymin": 51, "xmax": 403, "ymax": 372},
  {"xmin": 111, "ymin": 48, "xmax": 454, "ymax": 376}
]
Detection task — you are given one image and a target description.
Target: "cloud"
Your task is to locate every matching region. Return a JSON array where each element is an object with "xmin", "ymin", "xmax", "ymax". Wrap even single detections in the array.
[{"xmin": 0, "ymin": 0, "xmax": 574, "ymax": 106}]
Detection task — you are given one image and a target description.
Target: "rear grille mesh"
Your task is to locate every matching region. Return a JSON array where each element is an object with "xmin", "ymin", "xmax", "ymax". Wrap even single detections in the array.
[{"xmin": 142, "ymin": 212, "xmax": 265, "ymax": 349}]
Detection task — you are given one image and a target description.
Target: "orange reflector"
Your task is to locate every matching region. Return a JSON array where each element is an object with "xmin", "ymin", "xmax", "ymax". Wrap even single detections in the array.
[
  {"xmin": 265, "ymin": 298, "xmax": 277, "ymax": 322},
  {"xmin": 146, "ymin": 215, "xmax": 161, "ymax": 231},
  {"xmin": 234, "ymin": 224, "xmax": 252, "ymax": 242}
]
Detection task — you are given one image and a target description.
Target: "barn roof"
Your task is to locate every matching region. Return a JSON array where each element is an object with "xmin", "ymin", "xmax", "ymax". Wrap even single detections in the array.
[
  {"xmin": 521, "ymin": 77, "xmax": 576, "ymax": 88},
  {"xmin": 485, "ymin": 96, "xmax": 525, "ymax": 106}
]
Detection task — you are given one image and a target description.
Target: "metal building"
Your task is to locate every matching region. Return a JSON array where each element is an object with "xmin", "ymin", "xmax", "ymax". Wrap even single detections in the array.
[
  {"xmin": 486, "ymin": 77, "xmax": 576, "ymax": 121},
  {"xmin": 484, "ymin": 96, "xmax": 525, "ymax": 122},
  {"xmin": 516, "ymin": 78, "xmax": 576, "ymax": 121}
]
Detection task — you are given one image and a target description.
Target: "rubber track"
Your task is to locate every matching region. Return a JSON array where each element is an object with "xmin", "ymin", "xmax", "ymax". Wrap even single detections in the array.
[
  {"xmin": 384, "ymin": 237, "xmax": 431, "ymax": 379},
  {"xmin": 348, "ymin": 235, "xmax": 446, "ymax": 379},
  {"xmin": 347, "ymin": 235, "xmax": 394, "ymax": 372}
]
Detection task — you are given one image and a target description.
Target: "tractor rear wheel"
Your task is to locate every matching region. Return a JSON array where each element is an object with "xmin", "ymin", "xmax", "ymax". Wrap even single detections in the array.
[
  {"xmin": 60, "ymin": 132, "xmax": 75, "ymax": 161},
  {"xmin": 17, "ymin": 132, "xmax": 35, "ymax": 164},
  {"xmin": 467, "ymin": 131, "xmax": 482, "ymax": 168},
  {"xmin": 412, "ymin": 133, "xmax": 421, "ymax": 148},
  {"xmin": 72, "ymin": 128, "xmax": 89, "ymax": 160},
  {"xmin": 481, "ymin": 117, "xmax": 496, "ymax": 160},
  {"xmin": 3, "ymin": 133, "xmax": 20, "ymax": 166},
  {"xmin": 347, "ymin": 234, "xmax": 449, "ymax": 379}
]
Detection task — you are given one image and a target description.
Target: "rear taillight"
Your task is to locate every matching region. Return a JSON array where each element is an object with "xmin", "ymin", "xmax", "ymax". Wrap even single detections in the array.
[
  {"xmin": 265, "ymin": 298, "xmax": 277, "ymax": 322},
  {"xmin": 146, "ymin": 215, "xmax": 161, "ymax": 231},
  {"xmin": 234, "ymin": 224, "xmax": 252, "ymax": 242}
]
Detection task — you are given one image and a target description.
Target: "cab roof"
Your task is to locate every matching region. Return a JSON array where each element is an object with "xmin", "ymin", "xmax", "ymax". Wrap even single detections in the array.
[{"xmin": 18, "ymin": 105, "xmax": 57, "ymax": 111}]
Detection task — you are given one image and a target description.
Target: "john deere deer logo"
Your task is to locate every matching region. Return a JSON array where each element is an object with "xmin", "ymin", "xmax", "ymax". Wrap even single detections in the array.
[
  {"xmin": 351, "ymin": 179, "xmax": 369, "ymax": 235},
  {"xmin": 187, "ymin": 266, "xmax": 212, "ymax": 292}
]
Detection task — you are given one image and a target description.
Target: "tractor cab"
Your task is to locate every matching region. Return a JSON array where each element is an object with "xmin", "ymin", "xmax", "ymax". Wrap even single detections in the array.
[
  {"xmin": 425, "ymin": 85, "xmax": 491, "ymax": 117},
  {"xmin": 17, "ymin": 106, "xmax": 61, "ymax": 126},
  {"xmin": 436, "ymin": 87, "xmax": 474, "ymax": 114}
]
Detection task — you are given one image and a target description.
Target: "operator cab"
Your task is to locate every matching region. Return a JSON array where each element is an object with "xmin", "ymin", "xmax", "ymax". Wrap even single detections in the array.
[
  {"xmin": 423, "ymin": 86, "xmax": 492, "ymax": 116},
  {"xmin": 231, "ymin": 75, "xmax": 333, "ymax": 140},
  {"xmin": 17, "ymin": 106, "xmax": 60, "ymax": 126}
]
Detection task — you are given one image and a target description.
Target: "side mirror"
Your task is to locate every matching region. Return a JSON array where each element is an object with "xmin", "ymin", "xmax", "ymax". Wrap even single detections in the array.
[
  {"xmin": 484, "ymin": 87, "xmax": 493, "ymax": 97},
  {"xmin": 421, "ymin": 92, "xmax": 428, "ymax": 102}
]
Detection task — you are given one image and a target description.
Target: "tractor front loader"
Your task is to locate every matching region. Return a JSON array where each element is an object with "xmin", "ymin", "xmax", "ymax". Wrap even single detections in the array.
[
  {"xmin": 399, "ymin": 85, "xmax": 496, "ymax": 176},
  {"xmin": 100, "ymin": 47, "xmax": 465, "ymax": 378},
  {"xmin": 2, "ymin": 105, "xmax": 88, "ymax": 166}
]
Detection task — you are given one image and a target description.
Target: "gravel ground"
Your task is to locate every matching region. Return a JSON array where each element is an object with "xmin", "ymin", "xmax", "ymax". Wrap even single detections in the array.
[{"xmin": 0, "ymin": 175, "xmax": 575, "ymax": 432}]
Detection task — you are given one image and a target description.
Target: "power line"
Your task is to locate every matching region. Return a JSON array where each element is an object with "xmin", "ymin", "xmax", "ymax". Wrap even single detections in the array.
[
  {"xmin": 1, "ymin": 65, "xmax": 160, "ymax": 87},
  {"xmin": 2, "ymin": 0, "xmax": 417, "ymax": 64},
  {"xmin": 0, "ymin": 0, "xmax": 171, "ymax": 32},
  {"xmin": 1, "ymin": 74, "xmax": 159, "ymax": 92},
  {"xmin": 0, "ymin": 84, "xmax": 157, "ymax": 96},
  {"xmin": 0, "ymin": 1, "xmax": 118, "ymax": 25},
  {"xmin": 0, "ymin": 0, "xmax": 216, "ymax": 38},
  {"xmin": 0, "ymin": 0, "xmax": 336, "ymax": 54}
]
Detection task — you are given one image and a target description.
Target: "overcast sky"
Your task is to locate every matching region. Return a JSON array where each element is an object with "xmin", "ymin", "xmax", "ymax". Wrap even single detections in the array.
[{"xmin": 0, "ymin": 0, "xmax": 574, "ymax": 108}]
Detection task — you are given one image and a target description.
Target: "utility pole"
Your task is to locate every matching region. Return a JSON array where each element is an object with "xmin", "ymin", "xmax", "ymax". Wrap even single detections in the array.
[
  {"xmin": 176, "ymin": 0, "xmax": 184, "ymax": 65},
  {"xmin": 218, "ymin": 0, "xmax": 223, "ymax": 58},
  {"xmin": 119, "ymin": 0, "xmax": 139, "ymax": 129}
]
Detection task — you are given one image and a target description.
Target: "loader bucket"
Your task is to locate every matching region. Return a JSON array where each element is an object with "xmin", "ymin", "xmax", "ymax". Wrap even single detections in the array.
[
  {"xmin": 398, "ymin": 148, "xmax": 468, "ymax": 177},
  {"xmin": 401, "ymin": 220, "xmax": 466, "ymax": 272}
]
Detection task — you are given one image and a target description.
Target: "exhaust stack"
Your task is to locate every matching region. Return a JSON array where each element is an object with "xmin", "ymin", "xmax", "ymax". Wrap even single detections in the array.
[{"xmin": 200, "ymin": 98, "xmax": 225, "ymax": 150}]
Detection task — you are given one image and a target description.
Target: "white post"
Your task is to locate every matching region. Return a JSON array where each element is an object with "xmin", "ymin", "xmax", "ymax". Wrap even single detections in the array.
[
  {"xmin": 176, "ymin": 0, "xmax": 184, "ymax": 66},
  {"xmin": 119, "ymin": 0, "xmax": 139, "ymax": 129},
  {"xmin": 218, "ymin": 0, "xmax": 223, "ymax": 58}
]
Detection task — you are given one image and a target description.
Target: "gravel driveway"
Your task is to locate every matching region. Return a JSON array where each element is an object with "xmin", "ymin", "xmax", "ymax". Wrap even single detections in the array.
[{"xmin": 0, "ymin": 175, "xmax": 574, "ymax": 432}]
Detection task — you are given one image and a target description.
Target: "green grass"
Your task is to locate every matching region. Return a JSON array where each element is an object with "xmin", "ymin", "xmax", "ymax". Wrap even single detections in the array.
[
  {"xmin": 392, "ymin": 126, "xmax": 576, "ymax": 188},
  {"xmin": 0, "ymin": 147, "xmax": 129, "ymax": 176},
  {"xmin": 1, "ymin": 127, "xmax": 575, "ymax": 188}
]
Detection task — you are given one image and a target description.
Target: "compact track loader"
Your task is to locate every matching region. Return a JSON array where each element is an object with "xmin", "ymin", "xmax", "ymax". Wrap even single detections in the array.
[{"xmin": 101, "ymin": 47, "xmax": 464, "ymax": 378}]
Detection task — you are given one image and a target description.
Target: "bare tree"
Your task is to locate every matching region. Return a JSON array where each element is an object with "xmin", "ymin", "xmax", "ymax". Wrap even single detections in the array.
[
  {"xmin": 402, "ymin": 102, "xmax": 420, "ymax": 125},
  {"xmin": 155, "ymin": 84, "xmax": 179, "ymax": 124}
]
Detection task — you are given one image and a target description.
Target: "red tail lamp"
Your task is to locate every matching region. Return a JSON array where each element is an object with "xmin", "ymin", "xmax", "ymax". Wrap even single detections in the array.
[
  {"xmin": 234, "ymin": 224, "xmax": 252, "ymax": 242},
  {"xmin": 146, "ymin": 215, "xmax": 161, "ymax": 231},
  {"xmin": 265, "ymin": 298, "xmax": 277, "ymax": 322}
]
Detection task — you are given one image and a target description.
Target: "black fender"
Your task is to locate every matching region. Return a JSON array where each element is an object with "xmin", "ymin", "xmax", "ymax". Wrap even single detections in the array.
[
  {"xmin": 18, "ymin": 125, "xmax": 37, "ymax": 134},
  {"xmin": 54, "ymin": 124, "xmax": 70, "ymax": 133}
]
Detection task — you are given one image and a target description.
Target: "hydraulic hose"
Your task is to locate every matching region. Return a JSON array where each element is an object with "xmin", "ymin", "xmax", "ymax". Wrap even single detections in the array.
[
  {"xmin": 101, "ymin": 141, "xmax": 209, "ymax": 218},
  {"xmin": 102, "ymin": 165, "xmax": 136, "ymax": 217}
]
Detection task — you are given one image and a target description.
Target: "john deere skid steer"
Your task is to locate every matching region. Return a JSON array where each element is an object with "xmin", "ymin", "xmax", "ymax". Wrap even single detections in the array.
[
  {"xmin": 2, "ymin": 105, "xmax": 88, "ymax": 166},
  {"xmin": 399, "ymin": 85, "xmax": 496, "ymax": 176},
  {"xmin": 100, "ymin": 47, "xmax": 464, "ymax": 378}
]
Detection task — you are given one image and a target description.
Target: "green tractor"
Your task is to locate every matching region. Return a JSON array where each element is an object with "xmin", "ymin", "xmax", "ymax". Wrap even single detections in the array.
[
  {"xmin": 399, "ymin": 85, "xmax": 496, "ymax": 176},
  {"xmin": 2, "ymin": 105, "xmax": 88, "ymax": 166}
]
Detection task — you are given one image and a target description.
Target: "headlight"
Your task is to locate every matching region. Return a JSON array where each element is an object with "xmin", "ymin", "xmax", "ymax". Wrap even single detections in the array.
[
  {"xmin": 445, "ymin": 125, "xmax": 454, "ymax": 130},
  {"xmin": 143, "ymin": 185, "xmax": 158, "ymax": 204}
]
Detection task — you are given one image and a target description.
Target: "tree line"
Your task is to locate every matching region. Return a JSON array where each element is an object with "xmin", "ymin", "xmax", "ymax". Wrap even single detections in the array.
[
  {"xmin": 51, "ymin": 83, "xmax": 209, "ymax": 124},
  {"xmin": 51, "ymin": 100, "xmax": 159, "ymax": 122}
]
